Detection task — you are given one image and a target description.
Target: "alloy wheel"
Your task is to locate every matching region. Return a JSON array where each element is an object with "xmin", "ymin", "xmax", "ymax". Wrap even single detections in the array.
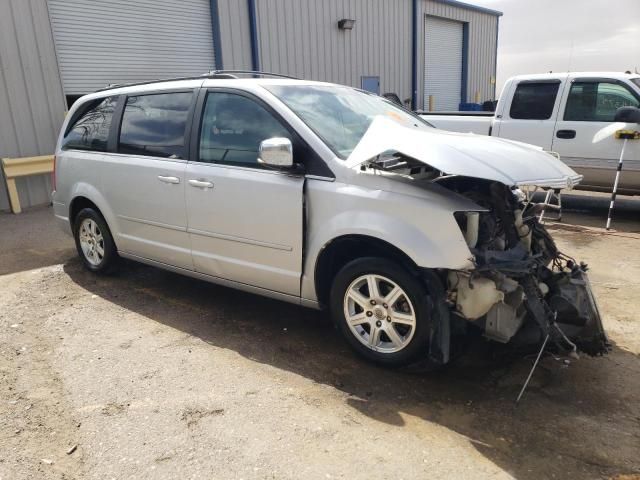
[{"xmin": 343, "ymin": 274, "xmax": 417, "ymax": 353}]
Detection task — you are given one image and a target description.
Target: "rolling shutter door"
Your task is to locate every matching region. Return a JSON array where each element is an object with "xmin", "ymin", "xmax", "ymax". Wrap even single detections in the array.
[
  {"xmin": 48, "ymin": 0, "xmax": 215, "ymax": 94},
  {"xmin": 424, "ymin": 16, "xmax": 463, "ymax": 111}
]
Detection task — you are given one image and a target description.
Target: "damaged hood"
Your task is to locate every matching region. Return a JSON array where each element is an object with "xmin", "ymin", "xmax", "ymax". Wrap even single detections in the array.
[{"xmin": 345, "ymin": 116, "xmax": 583, "ymax": 189}]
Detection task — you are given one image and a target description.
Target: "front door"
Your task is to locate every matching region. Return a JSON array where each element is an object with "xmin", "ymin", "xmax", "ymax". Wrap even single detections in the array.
[
  {"xmin": 552, "ymin": 78, "xmax": 640, "ymax": 192},
  {"xmin": 185, "ymin": 90, "xmax": 304, "ymax": 296}
]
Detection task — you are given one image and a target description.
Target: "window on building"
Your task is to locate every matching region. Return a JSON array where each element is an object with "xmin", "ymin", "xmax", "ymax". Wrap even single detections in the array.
[
  {"xmin": 119, "ymin": 92, "xmax": 193, "ymax": 158},
  {"xmin": 564, "ymin": 81, "xmax": 640, "ymax": 122},
  {"xmin": 509, "ymin": 82, "xmax": 560, "ymax": 120},
  {"xmin": 199, "ymin": 92, "xmax": 291, "ymax": 167},
  {"xmin": 61, "ymin": 96, "xmax": 117, "ymax": 152}
]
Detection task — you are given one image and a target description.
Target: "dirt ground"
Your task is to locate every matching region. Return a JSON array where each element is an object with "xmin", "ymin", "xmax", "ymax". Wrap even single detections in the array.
[{"xmin": 1, "ymin": 193, "xmax": 639, "ymax": 480}]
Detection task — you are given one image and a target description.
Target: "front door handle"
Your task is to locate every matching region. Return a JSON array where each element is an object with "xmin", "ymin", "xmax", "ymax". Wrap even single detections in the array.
[
  {"xmin": 157, "ymin": 175, "xmax": 180, "ymax": 184},
  {"xmin": 188, "ymin": 179, "xmax": 214, "ymax": 189},
  {"xmin": 556, "ymin": 129, "xmax": 576, "ymax": 139}
]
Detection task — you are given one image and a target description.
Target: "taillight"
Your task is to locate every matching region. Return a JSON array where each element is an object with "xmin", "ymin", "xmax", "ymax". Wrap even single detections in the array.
[{"xmin": 52, "ymin": 155, "xmax": 57, "ymax": 191}]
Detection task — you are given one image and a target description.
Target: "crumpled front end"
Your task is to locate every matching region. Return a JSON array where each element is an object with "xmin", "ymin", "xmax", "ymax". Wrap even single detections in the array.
[{"xmin": 441, "ymin": 177, "xmax": 610, "ymax": 359}]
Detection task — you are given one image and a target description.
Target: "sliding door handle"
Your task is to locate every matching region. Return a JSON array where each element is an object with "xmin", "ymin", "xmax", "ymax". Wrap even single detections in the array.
[
  {"xmin": 157, "ymin": 175, "xmax": 180, "ymax": 184},
  {"xmin": 188, "ymin": 179, "xmax": 214, "ymax": 189},
  {"xmin": 556, "ymin": 129, "xmax": 576, "ymax": 139}
]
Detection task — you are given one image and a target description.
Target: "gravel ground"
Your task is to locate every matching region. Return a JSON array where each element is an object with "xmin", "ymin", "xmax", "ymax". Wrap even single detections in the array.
[{"xmin": 1, "ymin": 195, "xmax": 639, "ymax": 480}]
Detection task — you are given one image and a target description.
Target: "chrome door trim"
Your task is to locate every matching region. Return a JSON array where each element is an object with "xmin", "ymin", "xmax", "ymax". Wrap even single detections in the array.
[
  {"xmin": 187, "ymin": 227, "xmax": 293, "ymax": 251},
  {"xmin": 117, "ymin": 214, "xmax": 187, "ymax": 232},
  {"xmin": 305, "ymin": 174, "xmax": 335, "ymax": 182},
  {"xmin": 187, "ymin": 159, "xmax": 304, "ymax": 177}
]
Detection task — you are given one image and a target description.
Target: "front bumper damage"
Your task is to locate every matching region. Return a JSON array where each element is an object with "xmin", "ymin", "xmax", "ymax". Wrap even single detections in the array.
[
  {"xmin": 345, "ymin": 116, "xmax": 609, "ymax": 366},
  {"xmin": 434, "ymin": 180, "xmax": 610, "ymax": 365},
  {"xmin": 462, "ymin": 247, "xmax": 609, "ymax": 358}
]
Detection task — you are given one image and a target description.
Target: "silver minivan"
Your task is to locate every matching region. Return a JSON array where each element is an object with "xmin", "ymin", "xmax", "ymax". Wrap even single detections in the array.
[{"xmin": 53, "ymin": 72, "xmax": 609, "ymax": 367}]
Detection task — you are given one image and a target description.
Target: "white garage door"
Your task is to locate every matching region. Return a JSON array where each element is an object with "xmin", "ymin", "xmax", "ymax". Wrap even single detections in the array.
[
  {"xmin": 424, "ymin": 16, "xmax": 463, "ymax": 111},
  {"xmin": 48, "ymin": 0, "xmax": 216, "ymax": 94}
]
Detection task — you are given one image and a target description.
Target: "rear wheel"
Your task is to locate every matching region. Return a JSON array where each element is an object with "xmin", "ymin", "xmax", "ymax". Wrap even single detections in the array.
[
  {"xmin": 73, "ymin": 208, "xmax": 118, "ymax": 273},
  {"xmin": 330, "ymin": 257, "xmax": 431, "ymax": 367}
]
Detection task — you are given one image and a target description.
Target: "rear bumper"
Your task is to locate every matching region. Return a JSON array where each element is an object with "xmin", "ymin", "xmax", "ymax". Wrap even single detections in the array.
[{"xmin": 52, "ymin": 197, "xmax": 72, "ymax": 236}]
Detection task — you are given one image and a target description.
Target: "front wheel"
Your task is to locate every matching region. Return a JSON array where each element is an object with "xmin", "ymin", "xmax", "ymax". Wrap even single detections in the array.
[{"xmin": 330, "ymin": 257, "xmax": 432, "ymax": 367}]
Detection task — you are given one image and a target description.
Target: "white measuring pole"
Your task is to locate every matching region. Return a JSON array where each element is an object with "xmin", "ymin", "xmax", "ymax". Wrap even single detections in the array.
[{"xmin": 606, "ymin": 138, "xmax": 629, "ymax": 230}]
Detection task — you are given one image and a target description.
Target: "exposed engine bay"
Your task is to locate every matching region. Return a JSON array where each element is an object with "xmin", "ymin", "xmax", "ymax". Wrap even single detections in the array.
[
  {"xmin": 363, "ymin": 153, "xmax": 610, "ymax": 362},
  {"xmin": 440, "ymin": 176, "xmax": 610, "ymax": 358}
]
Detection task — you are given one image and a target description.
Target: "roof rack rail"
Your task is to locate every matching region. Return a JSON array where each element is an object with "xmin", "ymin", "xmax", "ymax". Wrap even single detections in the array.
[
  {"xmin": 204, "ymin": 70, "xmax": 299, "ymax": 79},
  {"xmin": 95, "ymin": 70, "xmax": 297, "ymax": 93}
]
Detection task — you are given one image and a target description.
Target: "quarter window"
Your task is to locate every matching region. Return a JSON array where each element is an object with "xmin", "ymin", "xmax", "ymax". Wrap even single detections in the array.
[
  {"xmin": 199, "ymin": 92, "xmax": 291, "ymax": 166},
  {"xmin": 62, "ymin": 96, "xmax": 117, "ymax": 152},
  {"xmin": 564, "ymin": 81, "xmax": 640, "ymax": 122},
  {"xmin": 509, "ymin": 82, "xmax": 560, "ymax": 120},
  {"xmin": 119, "ymin": 92, "xmax": 193, "ymax": 158}
]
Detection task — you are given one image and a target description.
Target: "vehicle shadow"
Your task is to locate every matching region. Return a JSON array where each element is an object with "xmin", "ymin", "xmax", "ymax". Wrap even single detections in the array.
[{"xmin": 63, "ymin": 258, "xmax": 640, "ymax": 479}]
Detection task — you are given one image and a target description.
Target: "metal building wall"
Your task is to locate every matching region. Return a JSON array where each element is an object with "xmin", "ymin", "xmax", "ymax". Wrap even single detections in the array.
[
  {"xmin": 217, "ymin": 0, "xmax": 253, "ymax": 70},
  {"xmin": 48, "ymin": 0, "xmax": 217, "ymax": 94},
  {"xmin": 254, "ymin": 0, "xmax": 413, "ymax": 105},
  {"xmin": 418, "ymin": 0, "xmax": 498, "ymax": 110},
  {"xmin": 0, "ymin": 0, "xmax": 67, "ymax": 212}
]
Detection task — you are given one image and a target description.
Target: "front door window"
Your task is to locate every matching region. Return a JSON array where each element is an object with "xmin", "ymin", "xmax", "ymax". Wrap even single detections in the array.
[{"xmin": 199, "ymin": 92, "xmax": 291, "ymax": 167}]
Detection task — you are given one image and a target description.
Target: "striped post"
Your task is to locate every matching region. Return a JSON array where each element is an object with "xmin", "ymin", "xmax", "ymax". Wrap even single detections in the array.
[{"xmin": 606, "ymin": 137, "xmax": 629, "ymax": 230}]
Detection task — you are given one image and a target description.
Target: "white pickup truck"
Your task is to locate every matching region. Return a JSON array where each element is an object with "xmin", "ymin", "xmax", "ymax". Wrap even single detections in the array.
[{"xmin": 421, "ymin": 72, "xmax": 640, "ymax": 195}]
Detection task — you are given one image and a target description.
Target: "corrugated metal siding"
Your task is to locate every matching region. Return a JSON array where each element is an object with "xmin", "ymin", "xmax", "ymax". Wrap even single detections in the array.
[
  {"xmin": 424, "ymin": 15, "xmax": 463, "ymax": 110},
  {"xmin": 0, "ymin": 0, "xmax": 66, "ymax": 212},
  {"xmin": 217, "ymin": 0, "xmax": 252, "ymax": 70},
  {"xmin": 47, "ymin": 0, "xmax": 216, "ymax": 94},
  {"xmin": 254, "ymin": 0, "xmax": 413, "ymax": 105},
  {"xmin": 419, "ymin": 0, "xmax": 498, "ymax": 110}
]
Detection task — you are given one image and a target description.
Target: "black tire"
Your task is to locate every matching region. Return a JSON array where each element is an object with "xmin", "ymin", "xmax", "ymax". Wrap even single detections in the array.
[
  {"xmin": 330, "ymin": 257, "xmax": 431, "ymax": 367},
  {"xmin": 73, "ymin": 207, "xmax": 118, "ymax": 274}
]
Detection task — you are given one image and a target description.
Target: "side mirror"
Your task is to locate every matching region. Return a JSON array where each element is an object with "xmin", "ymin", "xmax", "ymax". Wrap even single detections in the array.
[
  {"xmin": 258, "ymin": 137, "xmax": 293, "ymax": 169},
  {"xmin": 614, "ymin": 106, "xmax": 640, "ymax": 123}
]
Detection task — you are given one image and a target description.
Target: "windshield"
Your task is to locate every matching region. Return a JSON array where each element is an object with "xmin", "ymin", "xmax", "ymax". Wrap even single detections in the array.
[
  {"xmin": 632, "ymin": 78, "xmax": 640, "ymax": 90},
  {"xmin": 265, "ymin": 85, "xmax": 434, "ymax": 158}
]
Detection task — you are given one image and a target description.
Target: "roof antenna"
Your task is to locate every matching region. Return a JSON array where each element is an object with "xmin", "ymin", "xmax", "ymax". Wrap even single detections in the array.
[{"xmin": 566, "ymin": 40, "xmax": 574, "ymax": 73}]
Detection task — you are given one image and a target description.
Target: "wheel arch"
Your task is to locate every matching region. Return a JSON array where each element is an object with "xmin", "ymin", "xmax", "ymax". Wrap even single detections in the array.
[
  {"xmin": 69, "ymin": 196, "xmax": 101, "ymax": 225},
  {"xmin": 314, "ymin": 234, "xmax": 421, "ymax": 308},
  {"xmin": 67, "ymin": 183, "xmax": 119, "ymax": 251}
]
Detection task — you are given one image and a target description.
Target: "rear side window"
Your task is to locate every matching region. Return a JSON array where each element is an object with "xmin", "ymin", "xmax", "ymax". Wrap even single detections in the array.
[
  {"xmin": 199, "ymin": 92, "xmax": 291, "ymax": 167},
  {"xmin": 119, "ymin": 92, "xmax": 193, "ymax": 158},
  {"xmin": 509, "ymin": 82, "xmax": 559, "ymax": 120},
  {"xmin": 62, "ymin": 96, "xmax": 117, "ymax": 151},
  {"xmin": 564, "ymin": 81, "xmax": 640, "ymax": 122}
]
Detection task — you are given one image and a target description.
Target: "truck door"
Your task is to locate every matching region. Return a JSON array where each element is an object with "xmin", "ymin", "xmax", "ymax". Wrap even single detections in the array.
[
  {"xmin": 493, "ymin": 79, "xmax": 563, "ymax": 149},
  {"xmin": 551, "ymin": 78, "xmax": 640, "ymax": 192}
]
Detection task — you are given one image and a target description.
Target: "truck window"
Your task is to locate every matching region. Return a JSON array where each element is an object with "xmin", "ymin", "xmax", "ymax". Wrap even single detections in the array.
[
  {"xmin": 564, "ymin": 81, "xmax": 640, "ymax": 122},
  {"xmin": 509, "ymin": 82, "xmax": 559, "ymax": 120},
  {"xmin": 119, "ymin": 92, "xmax": 193, "ymax": 159},
  {"xmin": 62, "ymin": 96, "xmax": 117, "ymax": 152}
]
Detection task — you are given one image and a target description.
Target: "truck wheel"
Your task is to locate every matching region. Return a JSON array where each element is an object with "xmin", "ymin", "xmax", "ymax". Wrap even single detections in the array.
[
  {"xmin": 330, "ymin": 257, "xmax": 431, "ymax": 367},
  {"xmin": 73, "ymin": 208, "xmax": 118, "ymax": 274}
]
